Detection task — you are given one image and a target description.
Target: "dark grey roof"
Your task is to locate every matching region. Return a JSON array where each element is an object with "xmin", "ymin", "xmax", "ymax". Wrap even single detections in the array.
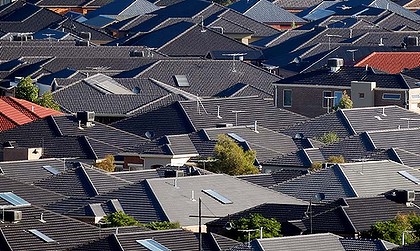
[
  {"xmin": 272, "ymin": 165, "xmax": 357, "ymax": 202},
  {"xmin": 0, "ymin": 115, "xmax": 149, "ymax": 161},
  {"xmin": 111, "ymin": 96, "xmax": 308, "ymax": 139},
  {"xmin": 0, "ymin": 205, "xmax": 104, "ymax": 251},
  {"xmin": 229, "ymin": 0, "xmax": 306, "ymax": 23},
  {"xmin": 392, "ymin": 148, "xmax": 420, "ymax": 169},
  {"xmin": 236, "ymin": 169, "xmax": 308, "ymax": 187},
  {"xmin": 85, "ymin": 0, "xmax": 159, "ymax": 19},
  {"xmin": 108, "ymin": 169, "xmax": 160, "ymax": 183},
  {"xmin": 273, "ymin": 0, "xmax": 323, "ymax": 9},
  {"xmin": 0, "ymin": 158, "xmax": 66, "ymax": 184}
]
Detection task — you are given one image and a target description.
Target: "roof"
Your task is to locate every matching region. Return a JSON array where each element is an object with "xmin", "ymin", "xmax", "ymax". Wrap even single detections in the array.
[
  {"xmin": 252, "ymin": 233, "xmax": 397, "ymax": 251},
  {"xmin": 275, "ymin": 66, "xmax": 417, "ymax": 90},
  {"xmin": 0, "ymin": 96, "xmax": 62, "ymax": 132},
  {"xmin": 355, "ymin": 52, "xmax": 420, "ymax": 74},
  {"xmin": 229, "ymin": 0, "xmax": 306, "ymax": 24},
  {"xmin": 111, "ymin": 96, "xmax": 308, "ymax": 139},
  {"xmin": 85, "ymin": 0, "xmax": 159, "ymax": 19},
  {"xmin": 236, "ymin": 169, "xmax": 308, "ymax": 187},
  {"xmin": 0, "ymin": 115, "xmax": 149, "ymax": 160},
  {"xmin": 146, "ymin": 174, "xmax": 307, "ymax": 226}
]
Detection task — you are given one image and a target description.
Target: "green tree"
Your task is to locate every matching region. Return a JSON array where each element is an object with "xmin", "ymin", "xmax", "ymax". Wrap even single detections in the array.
[
  {"xmin": 94, "ymin": 155, "xmax": 116, "ymax": 172},
  {"xmin": 102, "ymin": 211, "xmax": 140, "ymax": 227},
  {"xmin": 15, "ymin": 76, "xmax": 39, "ymax": 102},
  {"xmin": 37, "ymin": 91, "xmax": 60, "ymax": 111},
  {"xmin": 367, "ymin": 213, "xmax": 420, "ymax": 245},
  {"xmin": 230, "ymin": 214, "xmax": 281, "ymax": 242},
  {"xmin": 336, "ymin": 90, "xmax": 353, "ymax": 110},
  {"xmin": 327, "ymin": 155, "xmax": 345, "ymax": 163},
  {"xmin": 144, "ymin": 221, "xmax": 180, "ymax": 230},
  {"xmin": 316, "ymin": 132, "xmax": 340, "ymax": 145},
  {"xmin": 208, "ymin": 134, "xmax": 259, "ymax": 175}
]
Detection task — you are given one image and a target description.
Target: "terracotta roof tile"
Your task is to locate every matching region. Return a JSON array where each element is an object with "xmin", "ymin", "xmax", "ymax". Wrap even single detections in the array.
[
  {"xmin": 0, "ymin": 97, "xmax": 62, "ymax": 131},
  {"xmin": 355, "ymin": 52, "xmax": 420, "ymax": 74}
]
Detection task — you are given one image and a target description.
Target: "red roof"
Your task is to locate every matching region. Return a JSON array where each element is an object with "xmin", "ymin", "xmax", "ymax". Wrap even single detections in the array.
[
  {"xmin": 0, "ymin": 96, "xmax": 62, "ymax": 132},
  {"xmin": 355, "ymin": 52, "xmax": 420, "ymax": 74}
]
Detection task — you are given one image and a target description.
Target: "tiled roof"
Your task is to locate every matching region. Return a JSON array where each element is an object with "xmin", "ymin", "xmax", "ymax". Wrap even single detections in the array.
[
  {"xmin": 272, "ymin": 165, "xmax": 357, "ymax": 202},
  {"xmin": 108, "ymin": 169, "xmax": 160, "ymax": 183},
  {"xmin": 236, "ymin": 169, "xmax": 308, "ymax": 187},
  {"xmin": 276, "ymin": 66, "xmax": 416, "ymax": 89},
  {"xmin": 0, "ymin": 97, "xmax": 62, "ymax": 131},
  {"xmin": 355, "ymin": 52, "xmax": 420, "ymax": 74},
  {"xmin": 146, "ymin": 174, "xmax": 307, "ymax": 226},
  {"xmin": 0, "ymin": 158, "xmax": 67, "ymax": 184},
  {"xmin": 229, "ymin": 0, "xmax": 306, "ymax": 23},
  {"xmin": 111, "ymin": 96, "xmax": 308, "ymax": 139},
  {"xmin": 0, "ymin": 205, "xmax": 104, "ymax": 251},
  {"xmin": 85, "ymin": 0, "xmax": 159, "ymax": 19},
  {"xmin": 273, "ymin": 0, "xmax": 323, "ymax": 9}
]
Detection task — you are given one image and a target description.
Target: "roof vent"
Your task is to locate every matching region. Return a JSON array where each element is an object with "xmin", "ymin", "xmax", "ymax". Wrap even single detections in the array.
[
  {"xmin": 129, "ymin": 50, "xmax": 145, "ymax": 57},
  {"xmin": 12, "ymin": 34, "xmax": 28, "ymax": 41},
  {"xmin": 404, "ymin": 36, "xmax": 419, "ymax": 47},
  {"xmin": 327, "ymin": 58, "xmax": 344, "ymax": 72}
]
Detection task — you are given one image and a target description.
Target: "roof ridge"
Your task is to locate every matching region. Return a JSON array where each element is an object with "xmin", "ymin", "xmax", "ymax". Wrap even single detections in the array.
[{"xmin": 156, "ymin": 22, "xmax": 197, "ymax": 51}]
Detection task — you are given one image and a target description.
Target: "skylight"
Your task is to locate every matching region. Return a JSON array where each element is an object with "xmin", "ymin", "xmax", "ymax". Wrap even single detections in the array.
[
  {"xmin": 0, "ymin": 192, "xmax": 30, "ymax": 206},
  {"xmin": 173, "ymin": 75, "xmax": 190, "ymax": 87},
  {"xmin": 136, "ymin": 239, "xmax": 171, "ymax": 251},
  {"xmin": 398, "ymin": 171, "xmax": 420, "ymax": 185},
  {"xmin": 28, "ymin": 229, "xmax": 56, "ymax": 243},
  {"xmin": 202, "ymin": 189, "xmax": 233, "ymax": 204},
  {"xmin": 88, "ymin": 203, "xmax": 106, "ymax": 217},
  {"xmin": 42, "ymin": 165, "xmax": 60, "ymax": 175},
  {"xmin": 227, "ymin": 133, "xmax": 246, "ymax": 143}
]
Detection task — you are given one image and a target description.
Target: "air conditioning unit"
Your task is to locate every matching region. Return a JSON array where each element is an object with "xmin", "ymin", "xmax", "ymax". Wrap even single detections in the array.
[
  {"xmin": 1, "ymin": 210, "xmax": 22, "ymax": 222},
  {"xmin": 406, "ymin": 190, "xmax": 416, "ymax": 202},
  {"xmin": 404, "ymin": 36, "xmax": 418, "ymax": 46},
  {"xmin": 327, "ymin": 58, "xmax": 344, "ymax": 67},
  {"xmin": 77, "ymin": 111, "xmax": 95, "ymax": 123}
]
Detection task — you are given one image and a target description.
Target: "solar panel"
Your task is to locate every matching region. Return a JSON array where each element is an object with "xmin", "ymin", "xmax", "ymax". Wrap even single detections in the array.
[
  {"xmin": 174, "ymin": 75, "xmax": 190, "ymax": 87},
  {"xmin": 137, "ymin": 239, "xmax": 171, "ymax": 251},
  {"xmin": 202, "ymin": 189, "xmax": 233, "ymax": 204},
  {"xmin": 398, "ymin": 171, "xmax": 420, "ymax": 184},
  {"xmin": 227, "ymin": 133, "xmax": 246, "ymax": 143},
  {"xmin": 42, "ymin": 165, "xmax": 60, "ymax": 175},
  {"xmin": 0, "ymin": 192, "xmax": 30, "ymax": 206},
  {"xmin": 28, "ymin": 229, "xmax": 56, "ymax": 243}
]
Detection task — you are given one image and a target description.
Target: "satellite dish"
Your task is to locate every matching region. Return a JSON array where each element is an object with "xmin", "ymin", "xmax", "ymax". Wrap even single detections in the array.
[
  {"xmin": 132, "ymin": 87, "xmax": 141, "ymax": 94},
  {"xmin": 292, "ymin": 56, "xmax": 301, "ymax": 64},
  {"xmin": 224, "ymin": 221, "xmax": 234, "ymax": 231},
  {"xmin": 145, "ymin": 131, "xmax": 155, "ymax": 139},
  {"xmin": 294, "ymin": 133, "xmax": 304, "ymax": 139}
]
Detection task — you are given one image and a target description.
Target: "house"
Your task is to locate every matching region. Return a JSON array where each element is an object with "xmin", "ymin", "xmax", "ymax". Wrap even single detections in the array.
[
  {"xmin": 0, "ymin": 113, "xmax": 149, "ymax": 162},
  {"xmin": 248, "ymin": 233, "xmax": 398, "ymax": 250},
  {"xmin": 27, "ymin": 0, "xmax": 112, "ymax": 14},
  {"xmin": 111, "ymin": 96, "xmax": 308, "ymax": 139},
  {"xmin": 274, "ymin": 61, "xmax": 420, "ymax": 117},
  {"xmin": 0, "ymin": 96, "xmax": 62, "ymax": 132},
  {"xmin": 228, "ymin": 0, "xmax": 306, "ymax": 30}
]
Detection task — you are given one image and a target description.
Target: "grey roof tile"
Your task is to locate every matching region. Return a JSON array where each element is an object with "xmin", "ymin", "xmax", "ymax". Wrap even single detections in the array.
[
  {"xmin": 85, "ymin": 0, "xmax": 159, "ymax": 19},
  {"xmin": 236, "ymin": 169, "xmax": 308, "ymax": 187}
]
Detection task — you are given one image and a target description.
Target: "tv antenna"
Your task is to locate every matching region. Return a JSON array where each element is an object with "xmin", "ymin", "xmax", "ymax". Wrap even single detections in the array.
[
  {"xmin": 352, "ymin": 157, "xmax": 371, "ymax": 175},
  {"xmin": 400, "ymin": 118, "xmax": 420, "ymax": 129},
  {"xmin": 222, "ymin": 53, "xmax": 247, "ymax": 72},
  {"xmin": 324, "ymin": 34, "xmax": 342, "ymax": 50},
  {"xmin": 231, "ymin": 110, "xmax": 245, "ymax": 126},
  {"xmin": 346, "ymin": 49, "xmax": 358, "ymax": 62}
]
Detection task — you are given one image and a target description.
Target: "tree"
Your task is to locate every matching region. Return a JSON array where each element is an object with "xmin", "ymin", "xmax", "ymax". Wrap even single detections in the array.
[
  {"xmin": 336, "ymin": 90, "xmax": 353, "ymax": 109},
  {"xmin": 208, "ymin": 134, "xmax": 259, "ymax": 175},
  {"xmin": 144, "ymin": 221, "xmax": 180, "ymax": 230},
  {"xmin": 367, "ymin": 213, "xmax": 420, "ymax": 245},
  {"xmin": 316, "ymin": 132, "xmax": 339, "ymax": 145},
  {"xmin": 94, "ymin": 155, "xmax": 116, "ymax": 172},
  {"xmin": 326, "ymin": 155, "xmax": 345, "ymax": 163},
  {"xmin": 310, "ymin": 162, "xmax": 323, "ymax": 172},
  {"xmin": 15, "ymin": 76, "xmax": 39, "ymax": 102},
  {"xmin": 102, "ymin": 211, "xmax": 140, "ymax": 227},
  {"xmin": 230, "ymin": 214, "xmax": 281, "ymax": 242},
  {"xmin": 37, "ymin": 91, "xmax": 60, "ymax": 111}
]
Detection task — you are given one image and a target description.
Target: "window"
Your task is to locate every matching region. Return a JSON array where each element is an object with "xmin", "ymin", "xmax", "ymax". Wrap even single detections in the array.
[
  {"xmin": 137, "ymin": 239, "xmax": 171, "ymax": 251},
  {"xmin": 202, "ymin": 189, "xmax": 232, "ymax": 204},
  {"xmin": 28, "ymin": 229, "xmax": 55, "ymax": 243},
  {"xmin": 359, "ymin": 93, "xmax": 365, "ymax": 99},
  {"xmin": 382, "ymin": 93, "xmax": 401, "ymax": 100},
  {"xmin": 323, "ymin": 91, "xmax": 333, "ymax": 108},
  {"xmin": 334, "ymin": 91, "xmax": 343, "ymax": 106},
  {"xmin": 283, "ymin": 89, "xmax": 292, "ymax": 107}
]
